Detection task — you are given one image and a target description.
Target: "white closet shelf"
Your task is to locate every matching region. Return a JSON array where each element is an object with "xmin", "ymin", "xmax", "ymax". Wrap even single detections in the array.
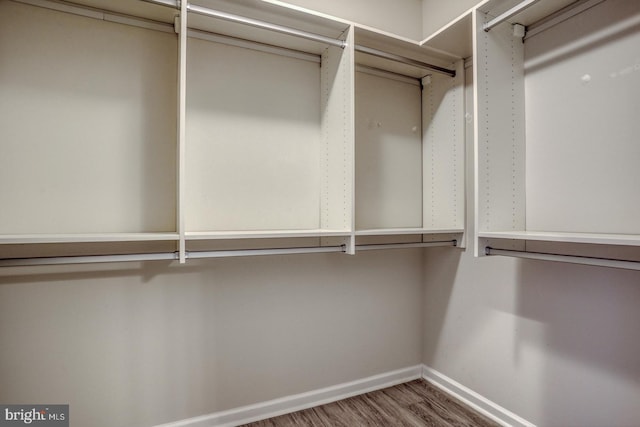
[
  {"xmin": 19, "ymin": 0, "xmax": 351, "ymax": 54},
  {"xmin": 144, "ymin": 0, "xmax": 352, "ymax": 54},
  {"xmin": 185, "ymin": 230, "xmax": 352, "ymax": 240},
  {"xmin": 478, "ymin": 0, "xmax": 579, "ymax": 28},
  {"xmin": 354, "ymin": 26, "xmax": 457, "ymax": 78},
  {"xmin": 0, "ymin": 233, "xmax": 180, "ymax": 244},
  {"xmin": 479, "ymin": 231, "xmax": 640, "ymax": 247},
  {"xmin": 356, "ymin": 228, "xmax": 463, "ymax": 237},
  {"xmin": 419, "ymin": 10, "xmax": 472, "ymax": 59},
  {"xmin": 12, "ymin": 0, "xmax": 178, "ymax": 24},
  {"xmin": 190, "ymin": 0, "xmax": 349, "ymax": 37}
]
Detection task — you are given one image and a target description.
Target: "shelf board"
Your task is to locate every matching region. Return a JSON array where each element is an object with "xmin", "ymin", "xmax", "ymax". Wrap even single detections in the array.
[
  {"xmin": 478, "ymin": 231, "xmax": 640, "ymax": 246},
  {"xmin": 356, "ymin": 228, "xmax": 464, "ymax": 236},
  {"xmin": 18, "ymin": 0, "xmax": 179, "ymax": 25},
  {"xmin": 0, "ymin": 233, "xmax": 180, "ymax": 244},
  {"xmin": 185, "ymin": 229, "xmax": 352, "ymax": 240},
  {"xmin": 420, "ymin": 11, "xmax": 472, "ymax": 59},
  {"xmin": 478, "ymin": 0, "xmax": 580, "ymax": 28},
  {"xmin": 27, "ymin": 0, "xmax": 350, "ymax": 55},
  {"xmin": 187, "ymin": 0, "xmax": 350, "ymax": 55},
  {"xmin": 354, "ymin": 26, "xmax": 458, "ymax": 78}
]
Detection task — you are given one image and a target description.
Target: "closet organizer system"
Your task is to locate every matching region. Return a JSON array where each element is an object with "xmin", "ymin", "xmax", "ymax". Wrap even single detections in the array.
[
  {"xmin": 475, "ymin": 0, "xmax": 640, "ymax": 270},
  {"xmin": 4, "ymin": 0, "xmax": 634, "ymax": 270},
  {"xmin": 0, "ymin": 0, "xmax": 466, "ymax": 267}
]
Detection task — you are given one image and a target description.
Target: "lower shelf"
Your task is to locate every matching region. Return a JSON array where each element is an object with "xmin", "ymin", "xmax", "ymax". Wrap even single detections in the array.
[
  {"xmin": 185, "ymin": 229, "xmax": 352, "ymax": 240},
  {"xmin": 356, "ymin": 228, "xmax": 464, "ymax": 236},
  {"xmin": 0, "ymin": 229, "xmax": 465, "ymax": 268},
  {"xmin": 478, "ymin": 231, "xmax": 640, "ymax": 247},
  {"xmin": 0, "ymin": 233, "xmax": 180, "ymax": 244},
  {"xmin": 479, "ymin": 230, "xmax": 640, "ymax": 271}
]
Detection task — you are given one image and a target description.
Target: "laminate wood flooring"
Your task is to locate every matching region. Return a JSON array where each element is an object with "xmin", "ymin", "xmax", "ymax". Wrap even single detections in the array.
[{"xmin": 241, "ymin": 379, "xmax": 500, "ymax": 427}]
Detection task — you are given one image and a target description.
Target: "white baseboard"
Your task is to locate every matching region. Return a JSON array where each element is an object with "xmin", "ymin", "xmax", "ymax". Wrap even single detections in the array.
[
  {"xmin": 154, "ymin": 364, "xmax": 535, "ymax": 427},
  {"xmin": 421, "ymin": 365, "xmax": 536, "ymax": 427},
  {"xmin": 154, "ymin": 365, "xmax": 423, "ymax": 427}
]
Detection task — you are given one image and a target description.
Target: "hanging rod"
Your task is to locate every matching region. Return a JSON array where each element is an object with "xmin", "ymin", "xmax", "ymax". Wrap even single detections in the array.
[
  {"xmin": 356, "ymin": 241, "xmax": 457, "ymax": 251},
  {"xmin": 483, "ymin": 0, "xmax": 543, "ymax": 32},
  {"xmin": 485, "ymin": 247, "xmax": 640, "ymax": 271},
  {"xmin": 141, "ymin": 0, "xmax": 347, "ymax": 48},
  {"xmin": 0, "ymin": 240, "xmax": 463, "ymax": 267},
  {"xmin": 0, "ymin": 246, "xmax": 343, "ymax": 267},
  {"xmin": 354, "ymin": 45, "xmax": 456, "ymax": 78},
  {"xmin": 0, "ymin": 252, "xmax": 179, "ymax": 268}
]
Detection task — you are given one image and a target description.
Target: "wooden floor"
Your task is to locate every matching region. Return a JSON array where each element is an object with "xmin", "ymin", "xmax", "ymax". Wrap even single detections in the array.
[{"xmin": 241, "ymin": 379, "xmax": 500, "ymax": 427}]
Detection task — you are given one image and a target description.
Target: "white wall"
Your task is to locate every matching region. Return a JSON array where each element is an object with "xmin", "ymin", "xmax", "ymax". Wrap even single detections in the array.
[
  {"xmin": 422, "ymin": 61, "xmax": 640, "ymax": 427},
  {"xmin": 0, "ymin": 250, "xmax": 424, "ymax": 427}
]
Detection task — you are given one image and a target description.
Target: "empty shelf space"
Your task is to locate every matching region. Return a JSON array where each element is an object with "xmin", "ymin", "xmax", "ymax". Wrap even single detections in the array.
[{"xmin": 474, "ymin": 0, "xmax": 640, "ymax": 263}]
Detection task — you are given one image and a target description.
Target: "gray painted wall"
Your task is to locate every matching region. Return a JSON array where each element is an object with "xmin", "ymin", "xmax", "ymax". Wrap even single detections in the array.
[
  {"xmin": 422, "ymin": 53, "xmax": 640, "ymax": 427},
  {"xmin": 0, "ymin": 251, "xmax": 424, "ymax": 427},
  {"xmin": 272, "ymin": 0, "xmax": 424, "ymax": 40},
  {"xmin": 421, "ymin": 0, "xmax": 481, "ymax": 40}
]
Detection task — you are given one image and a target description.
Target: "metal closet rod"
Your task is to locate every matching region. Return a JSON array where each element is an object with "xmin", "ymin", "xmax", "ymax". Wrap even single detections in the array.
[
  {"xmin": 0, "ymin": 241, "xmax": 457, "ymax": 267},
  {"xmin": 483, "ymin": 0, "xmax": 542, "ymax": 32},
  {"xmin": 142, "ymin": 0, "xmax": 347, "ymax": 48},
  {"xmin": 0, "ymin": 246, "xmax": 342, "ymax": 268},
  {"xmin": 486, "ymin": 247, "xmax": 640, "ymax": 271},
  {"xmin": 354, "ymin": 45, "xmax": 456, "ymax": 78},
  {"xmin": 357, "ymin": 240, "xmax": 457, "ymax": 251}
]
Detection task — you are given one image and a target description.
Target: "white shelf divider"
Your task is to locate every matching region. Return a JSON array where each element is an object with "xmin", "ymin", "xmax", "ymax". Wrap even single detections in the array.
[
  {"xmin": 320, "ymin": 25, "xmax": 356, "ymax": 254},
  {"xmin": 473, "ymin": 7, "xmax": 526, "ymax": 256},
  {"xmin": 177, "ymin": 1, "xmax": 188, "ymax": 264}
]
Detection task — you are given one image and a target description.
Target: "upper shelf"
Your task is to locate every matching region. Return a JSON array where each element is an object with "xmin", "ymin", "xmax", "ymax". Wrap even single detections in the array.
[
  {"xmin": 187, "ymin": 0, "xmax": 350, "ymax": 54},
  {"xmin": 420, "ymin": 10, "xmax": 473, "ymax": 59},
  {"xmin": 24, "ymin": 0, "xmax": 351, "ymax": 54},
  {"xmin": 354, "ymin": 26, "xmax": 459, "ymax": 78},
  {"xmin": 27, "ymin": 0, "xmax": 179, "ymax": 24},
  {"xmin": 20, "ymin": 0, "xmax": 475, "ymax": 65},
  {"xmin": 478, "ymin": 0, "xmax": 585, "ymax": 28}
]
